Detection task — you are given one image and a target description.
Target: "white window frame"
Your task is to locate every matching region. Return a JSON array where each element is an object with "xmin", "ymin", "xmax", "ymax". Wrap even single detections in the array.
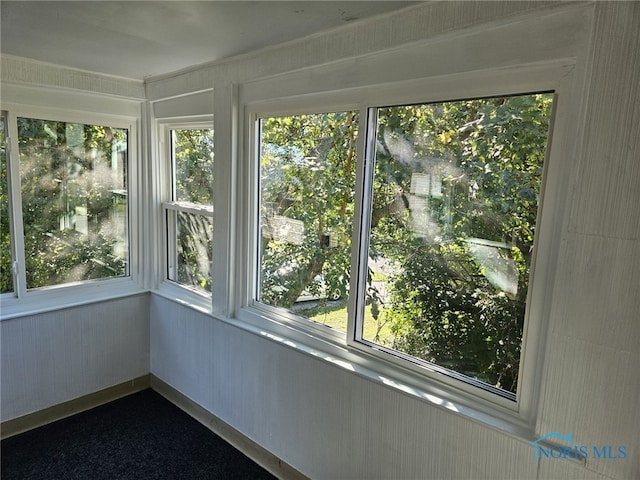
[
  {"xmin": 0, "ymin": 103, "xmax": 142, "ymax": 319},
  {"xmin": 235, "ymin": 60, "xmax": 578, "ymax": 435},
  {"xmin": 155, "ymin": 118, "xmax": 214, "ymax": 313}
]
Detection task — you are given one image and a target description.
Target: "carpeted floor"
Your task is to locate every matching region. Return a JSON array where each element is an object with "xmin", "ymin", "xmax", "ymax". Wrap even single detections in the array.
[{"xmin": 1, "ymin": 389, "xmax": 276, "ymax": 480}]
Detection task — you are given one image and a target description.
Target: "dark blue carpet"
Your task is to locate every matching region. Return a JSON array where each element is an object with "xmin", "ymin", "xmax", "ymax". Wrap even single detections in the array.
[{"xmin": 1, "ymin": 389, "xmax": 276, "ymax": 479}]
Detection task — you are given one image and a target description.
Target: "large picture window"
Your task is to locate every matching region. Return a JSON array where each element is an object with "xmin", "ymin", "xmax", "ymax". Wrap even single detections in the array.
[
  {"xmin": 360, "ymin": 94, "xmax": 554, "ymax": 396},
  {"xmin": 18, "ymin": 118, "xmax": 129, "ymax": 288},
  {"xmin": 254, "ymin": 93, "xmax": 554, "ymax": 400},
  {"xmin": 1, "ymin": 113, "xmax": 131, "ymax": 296}
]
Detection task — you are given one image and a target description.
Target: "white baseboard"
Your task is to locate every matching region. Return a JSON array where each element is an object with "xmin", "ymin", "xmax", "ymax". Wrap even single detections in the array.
[
  {"xmin": 1, "ymin": 375, "xmax": 151, "ymax": 439},
  {"xmin": 150, "ymin": 375, "xmax": 309, "ymax": 480},
  {"xmin": 1, "ymin": 374, "xmax": 308, "ymax": 480}
]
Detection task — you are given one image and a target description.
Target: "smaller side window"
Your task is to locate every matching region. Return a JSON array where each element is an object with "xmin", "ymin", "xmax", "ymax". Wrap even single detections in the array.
[{"xmin": 164, "ymin": 128, "xmax": 214, "ymax": 293}]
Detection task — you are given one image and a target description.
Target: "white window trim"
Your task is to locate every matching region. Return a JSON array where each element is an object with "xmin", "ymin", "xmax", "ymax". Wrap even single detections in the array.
[
  {"xmin": 153, "ymin": 118, "xmax": 214, "ymax": 313},
  {"xmin": 0, "ymin": 103, "xmax": 143, "ymax": 320},
  {"xmin": 233, "ymin": 60, "xmax": 580, "ymax": 436}
]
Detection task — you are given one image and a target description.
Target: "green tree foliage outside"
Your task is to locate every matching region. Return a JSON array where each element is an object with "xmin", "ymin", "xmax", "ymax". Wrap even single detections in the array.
[
  {"xmin": 174, "ymin": 129, "xmax": 214, "ymax": 205},
  {"xmin": 370, "ymin": 95, "xmax": 553, "ymax": 392},
  {"xmin": 1, "ymin": 96, "xmax": 552, "ymax": 395},
  {"xmin": 259, "ymin": 93, "xmax": 553, "ymax": 394},
  {"xmin": 171, "ymin": 129, "xmax": 214, "ymax": 292},
  {"xmin": 2, "ymin": 117, "xmax": 129, "ymax": 290},
  {"xmin": 259, "ymin": 112, "xmax": 358, "ymax": 329},
  {"xmin": 0, "ymin": 113, "xmax": 12, "ymax": 293}
]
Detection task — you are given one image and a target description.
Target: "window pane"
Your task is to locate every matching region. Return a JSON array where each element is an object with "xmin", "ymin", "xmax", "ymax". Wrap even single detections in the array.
[
  {"xmin": 0, "ymin": 112, "xmax": 12, "ymax": 293},
  {"xmin": 18, "ymin": 118, "xmax": 128, "ymax": 289},
  {"xmin": 168, "ymin": 128, "xmax": 214, "ymax": 292},
  {"xmin": 174, "ymin": 210, "xmax": 213, "ymax": 293},
  {"xmin": 364, "ymin": 93, "xmax": 554, "ymax": 395},
  {"xmin": 172, "ymin": 129, "xmax": 214, "ymax": 204},
  {"xmin": 258, "ymin": 112, "xmax": 358, "ymax": 332}
]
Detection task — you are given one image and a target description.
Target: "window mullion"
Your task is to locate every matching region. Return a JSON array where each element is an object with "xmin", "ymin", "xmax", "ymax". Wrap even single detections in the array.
[
  {"xmin": 166, "ymin": 128, "xmax": 178, "ymax": 284},
  {"xmin": 250, "ymin": 117, "xmax": 262, "ymax": 309},
  {"xmin": 348, "ymin": 106, "xmax": 378, "ymax": 344},
  {"xmin": 165, "ymin": 208, "xmax": 177, "ymax": 282},
  {"xmin": 6, "ymin": 112, "xmax": 26, "ymax": 298}
]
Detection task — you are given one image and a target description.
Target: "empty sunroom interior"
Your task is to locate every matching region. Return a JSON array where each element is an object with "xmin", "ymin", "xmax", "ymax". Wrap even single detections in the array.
[{"xmin": 1, "ymin": 1, "xmax": 639, "ymax": 479}]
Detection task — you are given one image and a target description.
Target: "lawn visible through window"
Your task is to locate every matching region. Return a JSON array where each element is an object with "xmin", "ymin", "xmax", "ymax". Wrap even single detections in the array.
[{"xmin": 258, "ymin": 112, "xmax": 358, "ymax": 332}]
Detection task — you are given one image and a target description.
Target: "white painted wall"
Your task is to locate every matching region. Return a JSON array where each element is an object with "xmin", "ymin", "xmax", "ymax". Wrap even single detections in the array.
[
  {"xmin": 151, "ymin": 294, "xmax": 541, "ymax": 479},
  {"xmin": 1, "ymin": 295, "xmax": 150, "ymax": 421},
  {"xmin": 149, "ymin": 2, "xmax": 640, "ymax": 479},
  {"xmin": 0, "ymin": 65, "xmax": 151, "ymax": 424}
]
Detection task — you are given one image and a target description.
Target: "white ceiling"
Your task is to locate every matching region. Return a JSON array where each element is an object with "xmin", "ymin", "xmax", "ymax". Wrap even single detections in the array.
[{"xmin": 1, "ymin": 1, "xmax": 418, "ymax": 80}]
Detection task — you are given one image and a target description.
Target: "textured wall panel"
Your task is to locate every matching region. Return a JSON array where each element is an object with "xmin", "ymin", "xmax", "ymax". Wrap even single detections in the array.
[
  {"xmin": 551, "ymin": 234, "xmax": 640, "ymax": 352},
  {"xmin": 151, "ymin": 295, "xmax": 539, "ymax": 479},
  {"xmin": 145, "ymin": 1, "xmax": 568, "ymax": 101},
  {"xmin": 537, "ymin": 4, "xmax": 640, "ymax": 479},
  {"xmin": 538, "ymin": 460, "xmax": 613, "ymax": 480},
  {"xmin": 567, "ymin": 3, "xmax": 640, "ymax": 240},
  {"xmin": 538, "ymin": 334, "xmax": 640, "ymax": 479},
  {"xmin": 1, "ymin": 55, "xmax": 145, "ymax": 99},
  {"xmin": 1, "ymin": 295, "xmax": 150, "ymax": 421}
]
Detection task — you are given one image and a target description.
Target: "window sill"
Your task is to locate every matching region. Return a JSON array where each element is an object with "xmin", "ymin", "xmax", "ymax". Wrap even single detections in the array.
[
  {"xmin": 234, "ymin": 306, "xmax": 538, "ymax": 444},
  {"xmin": 0, "ymin": 277, "xmax": 147, "ymax": 321},
  {"xmin": 145, "ymin": 293, "xmax": 538, "ymax": 444},
  {"xmin": 153, "ymin": 281, "xmax": 212, "ymax": 316}
]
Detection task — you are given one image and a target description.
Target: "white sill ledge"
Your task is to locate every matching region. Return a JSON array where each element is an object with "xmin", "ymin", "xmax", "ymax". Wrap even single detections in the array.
[
  {"xmin": 152, "ymin": 293, "xmax": 539, "ymax": 446},
  {"xmin": 0, "ymin": 278, "xmax": 147, "ymax": 321},
  {"xmin": 153, "ymin": 282, "xmax": 212, "ymax": 315},
  {"xmin": 238, "ymin": 308, "xmax": 535, "ymax": 440}
]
